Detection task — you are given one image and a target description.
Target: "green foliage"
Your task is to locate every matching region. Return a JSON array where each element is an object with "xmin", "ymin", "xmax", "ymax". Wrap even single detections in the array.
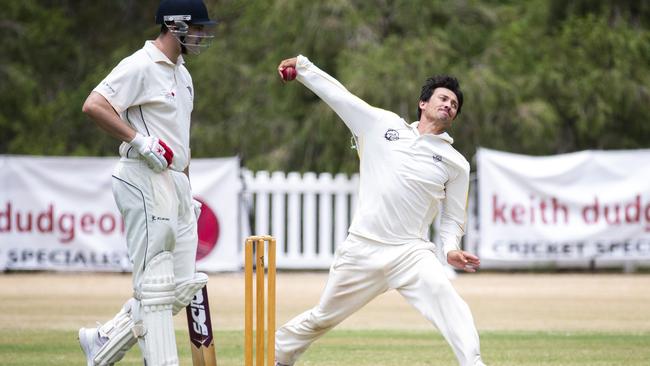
[{"xmin": 1, "ymin": 0, "xmax": 649, "ymax": 172}]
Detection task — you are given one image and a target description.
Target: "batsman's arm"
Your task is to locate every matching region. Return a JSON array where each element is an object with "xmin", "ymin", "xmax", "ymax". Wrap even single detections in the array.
[
  {"xmin": 279, "ymin": 55, "xmax": 386, "ymax": 137},
  {"xmin": 83, "ymin": 58, "xmax": 148, "ymax": 143},
  {"xmin": 83, "ymin": 92, "xmax": 174, "ymax": 172},
  {"xmin": 82, "ymin": 91, "xmax": 136, "ymax": 143}
]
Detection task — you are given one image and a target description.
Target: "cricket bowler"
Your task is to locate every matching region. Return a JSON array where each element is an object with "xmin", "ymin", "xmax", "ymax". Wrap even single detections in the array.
[{"xmin": 274, "ymin": 55, "xmax": 487, "ymax": 366}]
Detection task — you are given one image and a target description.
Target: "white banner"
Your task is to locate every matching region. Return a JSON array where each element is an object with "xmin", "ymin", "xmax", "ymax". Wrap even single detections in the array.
[
  {"xmin": 477, "ymin": 148, "xmax": 650, "ymax": 263},
  {"xmin": 190, "ymin": 158, "xmax": 242, "ymax": 272},
  {"xmin": 0, "ymin": 156, "xmax": 241, "ymax": 272}
]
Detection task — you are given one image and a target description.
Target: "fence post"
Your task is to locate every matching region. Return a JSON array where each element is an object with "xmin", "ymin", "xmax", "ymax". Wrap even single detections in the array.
[
  {"xmin": 319, "ymin": 173, "xmax": 334, "ymax": 260},
  {"xmin": 303, "ymin": 172, "xmax": 318, "ymax": 261},
  {"xmin": 271, "ymin": 171, "xmax": 286, "ymax": 258},
  {"xmin": 286, "ymin": 172, "xmax": 302, "ymax": 261},
  {"xmin": 254, "ymin": 171, "xmax": 271, "ymax": 237},
  {"xmin": 334, "ymin": 173, "xmax": 349, "ymax": 246}
]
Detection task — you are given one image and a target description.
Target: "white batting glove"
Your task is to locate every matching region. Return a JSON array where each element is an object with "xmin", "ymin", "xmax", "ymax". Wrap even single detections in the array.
[
  {"xmin": 129, "ymin": 133, "xmax": 174, "ymax": 173},
  {"xmin": 192, "ymin": 198, "xmax": 202, "ymax": 220}
]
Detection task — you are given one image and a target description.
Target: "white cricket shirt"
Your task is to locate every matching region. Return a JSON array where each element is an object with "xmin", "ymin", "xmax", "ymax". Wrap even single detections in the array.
[
  {"xmin": 295, "ymin": 55, "xmax": 470, "ymax": 255},
  {"xmin": 94, "ymin": 41, "xmax": 194, "ymax": 172}
]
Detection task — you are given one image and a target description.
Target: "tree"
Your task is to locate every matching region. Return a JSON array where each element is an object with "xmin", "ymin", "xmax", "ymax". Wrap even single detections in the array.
[{"xmin": 1, "ymin": 0, "xmax": 649, "ymax": 173}]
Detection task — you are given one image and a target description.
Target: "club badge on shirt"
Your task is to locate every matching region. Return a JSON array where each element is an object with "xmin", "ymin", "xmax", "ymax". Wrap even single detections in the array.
[
  {"xmin": 162, "ymin": 90, "xmax": 176, "ymax": 100},
  {"xmin": 384, "ymin": 129, "xmax": 399, "ymax": 141}
]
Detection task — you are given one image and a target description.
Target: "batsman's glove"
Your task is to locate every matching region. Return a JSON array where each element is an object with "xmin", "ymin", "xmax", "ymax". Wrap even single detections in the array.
[
  {"xmin": 192, "ymin": 198, "xmax": 202, "ymax": 221},
  {"xmin": 129, "ymin": 133, "xmax": 174, "ymax": 173}
]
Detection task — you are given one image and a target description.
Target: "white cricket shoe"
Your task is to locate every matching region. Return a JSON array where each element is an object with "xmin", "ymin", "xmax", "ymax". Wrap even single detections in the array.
[{"xmin": 78, "ymin": 327, "xmax": 111, "ymax": 366}]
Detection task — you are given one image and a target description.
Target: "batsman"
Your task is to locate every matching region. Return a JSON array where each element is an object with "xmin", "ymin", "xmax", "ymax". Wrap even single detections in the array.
[
  {"xmin": 275, "ymin": 56, "xmax": 487, "ymax": 366},
  {"xmin": 78, "ymin": 1, "xmax": 216, "ymax": 365}
]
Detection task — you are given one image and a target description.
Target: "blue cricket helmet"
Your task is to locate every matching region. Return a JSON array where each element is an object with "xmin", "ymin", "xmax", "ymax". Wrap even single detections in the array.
[{"xmin": 155, "ymin": 0, "xmax": 217, "ymax": 26}]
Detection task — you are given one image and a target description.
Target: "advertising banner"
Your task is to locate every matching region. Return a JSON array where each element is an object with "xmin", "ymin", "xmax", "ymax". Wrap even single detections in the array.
[
  {"xmin": 477, "ymin": 148, "xmax": 650, "ymax": 263},
  {"xmin": 0, "ymin": 156, "xmax": 241, "ymax": 272}
]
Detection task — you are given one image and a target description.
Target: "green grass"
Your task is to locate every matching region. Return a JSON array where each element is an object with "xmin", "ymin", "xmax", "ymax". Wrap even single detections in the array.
[{"xmin": 1, "ymin": 329, "xmax": 649, "ymax": 365}]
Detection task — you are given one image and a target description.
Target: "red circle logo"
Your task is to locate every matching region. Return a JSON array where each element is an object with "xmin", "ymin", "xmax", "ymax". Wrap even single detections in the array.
[{"xmin": 194, "ymin": 197, "xmax": 219, "ymax": 260}]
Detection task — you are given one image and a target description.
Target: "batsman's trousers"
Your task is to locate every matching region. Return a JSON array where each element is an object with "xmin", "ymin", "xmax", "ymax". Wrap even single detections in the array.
[{"xmin": 112, "ymin": 158, "xmax": 198, "ymax": 288}]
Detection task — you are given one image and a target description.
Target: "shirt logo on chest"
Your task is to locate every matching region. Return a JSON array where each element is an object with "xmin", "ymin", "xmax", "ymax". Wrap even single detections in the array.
[
  {"xmin": 162, "ymin": 90, "xmax": 176, "ymax": 100},
  {"xmin": 432, "ymin": 154, "xmax": 443, "ymax": 163},
  {"xmin": 384, "ymin": 129, "xmax": 399, "ymax": 141}
]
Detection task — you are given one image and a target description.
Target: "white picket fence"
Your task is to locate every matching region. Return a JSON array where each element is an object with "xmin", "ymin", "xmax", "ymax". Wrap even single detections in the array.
[
  {"xmin": 242, "ymin": 170, "xmax": 648, "ymax": 272},
  {"xmin": 241, "ymin": 170, "xmax": 447, "ymax": 269},
  {"xmin": 242, "ymin": 170, "xmax": 359, "ymax": 269}
]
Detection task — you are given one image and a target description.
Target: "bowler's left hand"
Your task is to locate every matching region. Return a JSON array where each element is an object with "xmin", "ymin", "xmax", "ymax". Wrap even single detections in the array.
[{"xmin": 447, "ymin": 250, "xmax": 481, "ymax": 273}]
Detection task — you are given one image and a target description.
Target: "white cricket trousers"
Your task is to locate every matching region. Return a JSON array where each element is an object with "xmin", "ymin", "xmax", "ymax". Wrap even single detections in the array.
[
  {"xmin": 111, "ymin": 159, "xmax": 198, "ymax": 288},
  {"xmin": 275, "ymin": 234, "xmax": 485, "ymax": 366}
]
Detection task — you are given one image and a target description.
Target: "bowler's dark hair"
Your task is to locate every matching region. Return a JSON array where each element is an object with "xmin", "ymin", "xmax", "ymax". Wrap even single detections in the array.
[{"xmin": 417, "ymin": 75, "xmax": 463, "ymax": 119}]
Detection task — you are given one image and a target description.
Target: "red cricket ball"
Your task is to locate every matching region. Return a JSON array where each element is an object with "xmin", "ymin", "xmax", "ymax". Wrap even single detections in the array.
[{"xmin": 282, "ymin": 66, "xmax": 297, "ymax": 81}]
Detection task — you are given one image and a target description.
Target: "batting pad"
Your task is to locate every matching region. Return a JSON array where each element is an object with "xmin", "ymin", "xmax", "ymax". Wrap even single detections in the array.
[
  {"xmin": 136, "ymin": 251, "xmax": 178, "ymax": 366},
  {"xmin": 172, "ymin": 272, "xmax": 209, "ymax": 315},
  {"xmin": 93, "ymin": 298, "xmax": 138, "ymax": 365}
]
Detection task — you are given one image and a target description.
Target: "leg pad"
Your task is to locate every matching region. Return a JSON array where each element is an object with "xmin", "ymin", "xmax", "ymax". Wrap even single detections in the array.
[
  {"xmin": 172, "ymin": 272, "xmax": 209, "ymax": 315},
  {"xmin": 135, "ymin": 251, "xmax": 178, "ymax": 366},
  {"xmin": 93, "ymin": 298, "xmax": 138, "ymax": 365}
]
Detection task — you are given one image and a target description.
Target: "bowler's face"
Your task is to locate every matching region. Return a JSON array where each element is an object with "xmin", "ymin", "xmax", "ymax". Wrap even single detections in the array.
[{"xmin": 420, "ymin": 88, "xmax": 459, "ymax": 122}]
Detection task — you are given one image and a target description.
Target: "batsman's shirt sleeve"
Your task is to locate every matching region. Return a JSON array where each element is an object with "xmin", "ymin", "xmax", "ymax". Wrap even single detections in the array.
[
  {"xmin": 439, "ymin": 163, "xmax": 470, "ymax": 256},
  {"xmin": 295, "ymin": 55, "xmax": 384, "ymax": 136},
  {"xmin": 93, "ymin": 56, "xmax": 147, "ymax": 113}
]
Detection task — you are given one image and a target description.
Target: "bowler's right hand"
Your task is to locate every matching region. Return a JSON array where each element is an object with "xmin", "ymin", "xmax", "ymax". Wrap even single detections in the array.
[
  {"xmin": 277, "ymin": 57, "xmax": 298, "ymax": 80},
  {"xmin": 129, "ymin": 133, "xmax": 174, "ymax": 173}
]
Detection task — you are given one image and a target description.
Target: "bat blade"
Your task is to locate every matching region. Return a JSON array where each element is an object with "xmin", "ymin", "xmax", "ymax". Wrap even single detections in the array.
[{"xmin": 186, "ymin": 285, "xmax": 217, "ymax": 366}]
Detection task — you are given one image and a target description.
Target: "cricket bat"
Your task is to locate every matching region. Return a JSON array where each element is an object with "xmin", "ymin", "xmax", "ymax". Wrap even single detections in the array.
[{"xmin": 186, "ymin": 285, "xmax": 217, "ymax": 366}]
